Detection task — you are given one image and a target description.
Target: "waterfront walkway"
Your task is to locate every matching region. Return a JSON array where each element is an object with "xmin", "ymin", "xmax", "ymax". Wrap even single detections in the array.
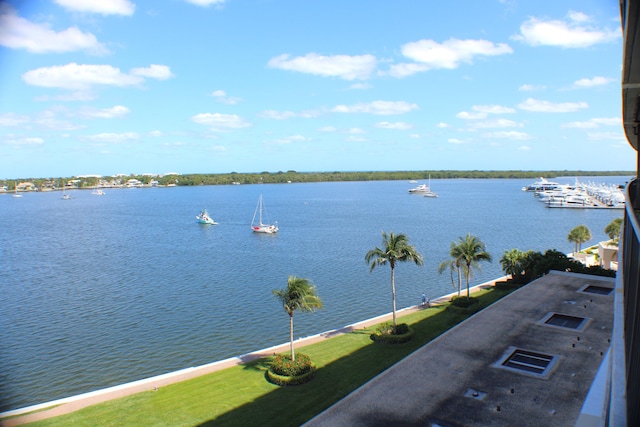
[{"xmin": 0, "ymin": 279, "xmax": 502, "ymax": 426}]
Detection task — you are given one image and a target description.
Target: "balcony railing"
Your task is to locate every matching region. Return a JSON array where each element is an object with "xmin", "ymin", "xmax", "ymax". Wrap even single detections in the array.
[{"xmin": 621, "ymin": 177, "xmax": 640, "ymax": 426}]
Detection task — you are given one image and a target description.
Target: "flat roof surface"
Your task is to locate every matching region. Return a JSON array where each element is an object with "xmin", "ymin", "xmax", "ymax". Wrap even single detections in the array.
[{"xmin": 304, "ymin": 271, "xmax": 615, "ymax": 427}]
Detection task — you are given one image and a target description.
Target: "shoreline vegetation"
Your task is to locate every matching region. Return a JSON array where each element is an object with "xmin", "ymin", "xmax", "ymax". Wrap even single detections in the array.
[
  {"xmin": 1, "ymin": 170, "xmax": 633, "ymax": 191},
  {"xmin": 4, "ymin": 279, "xmax": 511, "ymax": 426}
]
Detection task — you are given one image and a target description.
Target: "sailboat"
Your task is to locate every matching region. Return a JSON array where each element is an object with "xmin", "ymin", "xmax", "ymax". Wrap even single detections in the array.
[
  {"xmin": 423, "ymin": 175, "xmax": 438, "ymax": 198},
  {"xmin": 251, "ymin": 194, "xmax": 278, "ymax": 234},
  {"xmin": 61, "ymin": 181, "xmax": 71, "ymax": 200},
  {"xmin": 12, "ymin": 182, "xmax": 22, "ymax": 198}
]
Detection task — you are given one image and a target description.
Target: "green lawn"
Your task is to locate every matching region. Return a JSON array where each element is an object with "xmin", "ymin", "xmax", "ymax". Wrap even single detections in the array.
[{"xmin": 21, "ymin": 287, "xmax": 512, "ymax": 427}]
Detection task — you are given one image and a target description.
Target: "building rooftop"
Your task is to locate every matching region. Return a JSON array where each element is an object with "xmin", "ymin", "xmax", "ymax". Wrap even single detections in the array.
[{"xmin": 305, "ymin": 271, "xmax": 615, "ymax": 427}]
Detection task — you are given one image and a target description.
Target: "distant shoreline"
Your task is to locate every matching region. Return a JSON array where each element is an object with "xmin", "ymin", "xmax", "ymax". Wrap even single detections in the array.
[{"xmin": 1, "ymin": 170, "xmax": 633, "ymax": 193}]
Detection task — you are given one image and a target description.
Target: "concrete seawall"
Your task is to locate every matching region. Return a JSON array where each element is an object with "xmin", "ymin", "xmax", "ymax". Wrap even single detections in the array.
[{"xmin": 0, "ymin": 277, "xmax": 505, "ymax": 426}]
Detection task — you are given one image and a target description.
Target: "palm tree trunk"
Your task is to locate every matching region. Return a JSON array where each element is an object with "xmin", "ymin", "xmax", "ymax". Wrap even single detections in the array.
[
  {"xmin": 466, "ymin": 262, "xmax": 471, "ymax": 299},
  {"xmin": 457, "ymin": 267, "xmax": 462, "ymax": 297},
  {"xmin": 289, "ymin": 313, "xmax": 295, "ymax": 361},
  {"xmin": 391, "ymin": 267, "xmax": 397, "ymax": 334}
]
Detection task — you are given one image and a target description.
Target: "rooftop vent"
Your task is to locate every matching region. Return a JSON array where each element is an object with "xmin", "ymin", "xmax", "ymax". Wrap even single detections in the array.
[
  {"xmin": 495, "ymin": 347, "xmax": 558, "ymax": 378},
  {"xmin": 540, "ymin": 312, "xmax": 589, "ymax": 331},
  {"xmin": 580, "ymin": 285, "xmax": 613, "ymax": 295}
]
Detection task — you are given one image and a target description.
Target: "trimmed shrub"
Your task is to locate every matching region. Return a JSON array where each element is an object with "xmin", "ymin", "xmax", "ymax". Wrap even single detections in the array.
[
  {"xmin": 450, "ymin": 296, "xmax": 479, "ymax": 308},
  {"xmin": 267, "ymin": 353, "xmax": 316, "ymax": 386},
  {"xmin": 447, "ymin": 296, "xmax": 481, "ymax": 314},
  {"xmin": 370, "ymin": 322, "xmax": 414, "ymax": 344}
]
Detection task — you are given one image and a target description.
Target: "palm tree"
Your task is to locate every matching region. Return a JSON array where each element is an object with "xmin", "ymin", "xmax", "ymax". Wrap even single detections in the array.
[
  {"xmin": 500, "ymin": 248, "xmax": 527, "ymax": 282},
  {"xmin": 438, "ymin": 258, "xmax": 464, "ymax": 297},
  {"xmin": 365, "ymin": 231, "xmax": 423, "ymax": 334},
  {"xmin": 567, "ymin": 225, "xmax": 592, "ymax": 253},
  {"xmin": 450, "ymin": 234, "xmax": 492, "ymax": 299},
  {"xmin": 605, "ymin": 218, "xmax": 623, "ymax": 243},
  {"xmin": 272, "ymin": 276, "xmax": 323, "ymax": 361}
]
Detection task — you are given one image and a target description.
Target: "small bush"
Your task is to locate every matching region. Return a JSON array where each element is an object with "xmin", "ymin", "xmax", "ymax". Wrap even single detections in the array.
[
  {"xmin": 447, "ymin": 296, "xmax": 481, "ymax": 314},
  {"xmin": 270, "ymin": 353, "xmax": 313, "ymax": 377},
  {"xmin": 370, "ymin": 322, "xmax": 414, "ymax": 344},
  {"xmin": 267, "ymin": 353, "xmax": 316, "ymax": 386},
  {"xmin": 450, "ymin": 296, "xmax": 479, "ymax": 308}
]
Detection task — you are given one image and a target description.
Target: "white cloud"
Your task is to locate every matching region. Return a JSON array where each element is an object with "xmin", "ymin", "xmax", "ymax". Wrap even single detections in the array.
[
  {"xmin": 573, "ymin": 76, "xmax": 615, "ymax": 88},
  {"xmin": 469, "ymin": 118, "xmax": 522, "ymax": 129},
  {"xmin": 517, "ymin": 98, "xmax": 588, "ymax": 113},
  {"xmin": 518, "ymin": 84, "xmax": 546, "ymax": 91},
  {"xmin": 345, "ymin": 135, "xmax": 367, "ymax": 142},
  {"xmin": 389, "ymin": 38, "xmax": 513, "ymax": 77},
  {"xmin": 0, "ymin": 113, "xmax": 29, "ymax": 127},
  {"xmin": 259, "ymin": 110, "xmax": 296, "ymax": 120},
  {"xmin": 331, "ymin": 100, "xmax": 418, "ymax": 115},
  {"xmin": 587, "ymin": 131, "xmax": 626, "ymax": 141},
  {"xmin": 347, "ymin": 128, "xmax": 366, "ymax": 134},
  {"xmin": 513, "ymin": 15, "xmax": 619, "ymax": 48},
  {"xmin": 191, "ymin": 113, "xmax": 251, "ymax": 130},
  {"xmin": 81, "ymin": 105, "xmax": 130, "ymax": 119},
  {"xmin": 211, "ymin": 90, "xmax": 241, "ymax": 104},
  {"xmin": 130, "ymin": 64, "xmax": 174, "ymax": 80},
  {"xmin": 270, "ymin": 134, "xmax": 309, "ymax": 145},
  {"xmin": 149, "ymin": 130, "xmax": 163, "ymax": 137},
  {"xmin": 54, "ymin": 0, "xmax": 135, "ymax": 16},
  {"xmin": 448, "ymin": 138, "xmax": 467, "ymax": 144},
  {"xmin": 592, "ymin": 117, "xmax": 621, "ymax": 126},
  {"xmin": 374, "ymin": 121, "xmax": 413, "ymax": 130},
  {"xmin": 562, "ymin": 121, "xmax": 597, "ymax": 129},
  {"xmin": 457, "ymin": 111, "xmax": 487, "ymax": 120},
  {"xmin": 562, "ymin": 117, "xmax": 620, "ymax": 128},
  {"xmin": 436, "ymin": 122, "xmax": 450, "ymax": 128},
  {"xmin": 35, "ymin": 116, "xmax": 84, "ymax": 130},
  {"xmin": 268, "ymin": 53, "xmax": 377, "ymax": 80},
  {"xmin": 184, "ymin": 0, "xmax": 226, "ymax": 6},
  {"xmin": 484, "ymin": 131, "xmax": 531, "ymax": 140},
  {"xmin": 519, "ymin": 145, "xmax": 532, "ymax": 151},
  {"xmin": 22, "ymin": 63, "xmax": 173, "ymax": 91},
  {"xmin": 22, "ymin": 63, "xmax": 144, "ymax": 90},
  {"xmin": 318, "ymin": 126, "xmax": 336, "ymax": 132},
  {"xmin": 349, "ymin": 82, "xmax": 371, "ymax": 90},
  {"xmin": 387, "ymin": 63, "xmax": 430, "ymax": 78},
  {"xmin": 568, "ymin": 10, "xmax": 591, "ymax": 23},
  {"xmin": 0, "ymin": 7, "xmax": 107, "ymax": 54},
  {"xmin": 83, "ymin": 132, "xmax": 140, "ymax": 142},
  {"xmin": 472, "ymin": 105, "xmax": 516, "ymax": 114},
  {"xmin": 2, "ymin": 135, "xmax": 44, "ymax": 145}
]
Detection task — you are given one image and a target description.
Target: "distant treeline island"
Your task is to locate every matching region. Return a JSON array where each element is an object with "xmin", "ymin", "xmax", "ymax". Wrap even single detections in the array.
[{"xmin": 2, "ymin": 170, "xmax": 634, "ymax": 191}]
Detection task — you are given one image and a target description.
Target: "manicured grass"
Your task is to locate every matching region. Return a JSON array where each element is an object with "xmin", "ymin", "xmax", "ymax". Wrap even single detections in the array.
[{"xmin": 24, "ymin": 287, "xmax": 512, "ymax": 427}]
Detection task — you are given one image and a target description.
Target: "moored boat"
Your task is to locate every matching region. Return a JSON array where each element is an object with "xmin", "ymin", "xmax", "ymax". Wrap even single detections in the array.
[
  {"xmin": 251, "ymin": 194, "xmax": 278, "ymax": 234},
  {"xmin": 522, "ymin": 177, "xmax": 561, "ymax": 192},
  {"xmin": 196, "ymin": 209, "xmax": 218, "ymax": 225}
]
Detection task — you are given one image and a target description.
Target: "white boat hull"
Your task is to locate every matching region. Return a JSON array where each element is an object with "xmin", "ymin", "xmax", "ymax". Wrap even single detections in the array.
[{"xmin": 252, "ymin": 224, "xmax": 278, "ymax": 234}]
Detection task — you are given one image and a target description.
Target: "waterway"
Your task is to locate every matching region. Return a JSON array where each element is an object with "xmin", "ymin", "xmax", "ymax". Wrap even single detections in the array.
[{"xmin": 0, "ymin": 177, "xmax": 628, "ymax": 412}]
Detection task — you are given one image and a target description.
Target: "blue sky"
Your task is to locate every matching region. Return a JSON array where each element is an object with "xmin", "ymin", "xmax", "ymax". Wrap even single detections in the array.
[{"xmin": 0, "ymin": 0, "xmax": 633, "ymax": 178}]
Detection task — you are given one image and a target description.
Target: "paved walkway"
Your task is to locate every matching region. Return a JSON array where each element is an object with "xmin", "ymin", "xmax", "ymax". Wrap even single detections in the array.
[{"xmin": 1, "ymin": 280, "xmax": 500, "ymax": 426}]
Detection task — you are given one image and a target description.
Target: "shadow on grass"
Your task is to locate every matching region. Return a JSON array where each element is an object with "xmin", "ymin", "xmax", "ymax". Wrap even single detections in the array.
[{"xmin": 197, "ymin": 287, "xmax": 513, "ymax": 427}]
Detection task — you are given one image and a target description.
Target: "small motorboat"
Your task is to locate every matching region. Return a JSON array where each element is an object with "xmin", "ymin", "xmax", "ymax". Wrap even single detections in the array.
[{"xmin": 196, "ymin": 209, "xmax": 218, "ymax": 225}]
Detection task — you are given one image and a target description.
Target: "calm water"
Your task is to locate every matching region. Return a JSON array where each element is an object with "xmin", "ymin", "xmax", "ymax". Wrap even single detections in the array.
[{"xmin": 0, "ymin": 177, "xmax": 627, "ymax": 412}]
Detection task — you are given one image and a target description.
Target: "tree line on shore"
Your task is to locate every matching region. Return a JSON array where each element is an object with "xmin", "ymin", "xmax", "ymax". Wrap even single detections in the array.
[{"xmin": 2, "ymin": 169, "xmax": 633, "ymax": 190}]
